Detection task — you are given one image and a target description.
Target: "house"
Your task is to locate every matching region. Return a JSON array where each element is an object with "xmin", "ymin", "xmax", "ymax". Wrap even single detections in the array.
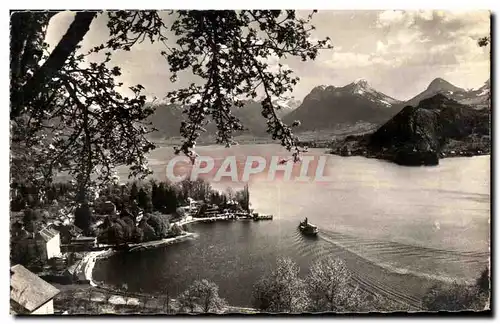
[
  {"xmin": 49, "ymin": 223, "xmax": 83, "ymax": 244},
  {"xmin": 10, "ymin": 264, "xmax": 60, "ymax": 315},
  {"xmin": 70, "ymin": 236, "xmax": 97, "ymax": 248},
  {"xmin": 36, "ymin": 226, "xmax": 61, "ymax": 260}
]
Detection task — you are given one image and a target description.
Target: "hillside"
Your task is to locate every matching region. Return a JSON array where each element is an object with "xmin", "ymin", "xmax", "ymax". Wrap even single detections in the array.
[
  {"xmin": 283, "ymin": 79, "xmax": 403, "ymax": 131},
  {"xmin": 331, "ymin": 94, "xmax": 491, "ymax": 166},
  {"xmin": 146, "ymin": 103, "xmax": 185, "ymax": 139}
]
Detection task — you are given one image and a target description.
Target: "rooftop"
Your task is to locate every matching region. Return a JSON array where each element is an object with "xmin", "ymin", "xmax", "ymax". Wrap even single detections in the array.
[
  {"xmin": 10, "ymin": 264, "xmax": 60, "ymax": 313},
  {"xmin": 37, "ymin": 226, "xmax": 59, "ymax": 242}
]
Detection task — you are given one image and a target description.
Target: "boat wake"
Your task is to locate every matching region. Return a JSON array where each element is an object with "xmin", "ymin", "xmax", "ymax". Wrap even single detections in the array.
[
  {"xmin": 290, "ymin": 229, "xmax": 489, "ymax": 310},
  {"xmin": 319, "ymin": 230, "xmax": 488, "ymax": 280}
]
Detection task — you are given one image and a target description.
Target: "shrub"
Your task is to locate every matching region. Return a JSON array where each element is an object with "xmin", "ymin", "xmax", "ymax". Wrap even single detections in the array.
[
  {"xmin": 252, "ymin": 257, "xmax": 309, "ymax": 313},
  {"xmin": 177, "ymin": 279, "xmax": 227, "ymax": 313},
  {"xmin": 305, "ymin": 257, "xmax": 366, "ymax": 312}
]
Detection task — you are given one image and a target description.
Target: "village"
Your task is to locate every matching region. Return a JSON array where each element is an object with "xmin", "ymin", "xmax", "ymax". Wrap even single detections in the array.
[{"xmin": 10, "ymin": 180, "xmax": 272, "ymax": 315}]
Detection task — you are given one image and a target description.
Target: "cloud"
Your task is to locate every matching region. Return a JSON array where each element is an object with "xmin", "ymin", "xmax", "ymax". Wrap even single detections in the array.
[
  {"xmin": 376, "ymin": 10, "xmax": 435, "ymax": 28},
  {"xmin": 43, "ymin": 10, "xmax": 491, "ymax": 102}
]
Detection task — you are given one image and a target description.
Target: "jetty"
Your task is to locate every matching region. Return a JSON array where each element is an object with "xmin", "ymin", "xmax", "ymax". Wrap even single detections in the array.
[{"xmin": 178, "ymin": 212, "xmax": 273, "ymax": 226}]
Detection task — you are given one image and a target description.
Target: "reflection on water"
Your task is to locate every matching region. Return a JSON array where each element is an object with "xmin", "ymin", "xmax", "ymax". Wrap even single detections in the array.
[{"xmin": 98, "ymin": 144, "xmax": 490, "ymax": 308}]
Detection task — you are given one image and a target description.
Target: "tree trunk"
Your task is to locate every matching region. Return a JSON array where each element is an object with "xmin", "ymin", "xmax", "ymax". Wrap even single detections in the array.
[{"xmin": 11, "ymin": 11, "xmax": 97, "ymax": 119}]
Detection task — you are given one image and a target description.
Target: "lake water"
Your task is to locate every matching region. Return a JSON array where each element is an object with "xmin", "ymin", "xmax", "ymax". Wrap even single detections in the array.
[{"xmin": 93, "ymin": 144, "xmax": 490, "ymax": 309}]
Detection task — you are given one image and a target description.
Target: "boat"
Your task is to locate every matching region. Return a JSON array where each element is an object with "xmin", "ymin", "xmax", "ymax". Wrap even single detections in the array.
[{"xmin": 298, "ymin": 218, "xmax": 319, "ymax": 236}]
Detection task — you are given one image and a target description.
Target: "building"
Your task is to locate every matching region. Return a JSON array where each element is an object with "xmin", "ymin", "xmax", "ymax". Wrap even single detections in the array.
[
  {"xmin": 70, "ymin": 236, "xmax": 97, "ymax": 248},
  {"xmin": 36, "ymin": 226, "xmax": 61, "ymax": 260},
  {"xmin": 10, "ymin": 264, "xmax": 60, "ymax": 315},
  {"xmin": 49, "ymin": 222, "xmax": 83, "ymax": 244}
]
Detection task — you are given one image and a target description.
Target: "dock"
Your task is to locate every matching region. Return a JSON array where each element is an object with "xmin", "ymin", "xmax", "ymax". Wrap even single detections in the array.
[{"xmin": 179, "ymin": 213, "xmax": 273, "ymax": 225}]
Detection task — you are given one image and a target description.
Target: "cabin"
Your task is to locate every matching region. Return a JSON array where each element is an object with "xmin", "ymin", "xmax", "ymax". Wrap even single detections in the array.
[
  {"xmin": 10, "ymin": 264, "xmax": 60, "ymax": 315},
  {"xmin": 36, "ymin": 226, "xmax": 61, "ymax": 260}
]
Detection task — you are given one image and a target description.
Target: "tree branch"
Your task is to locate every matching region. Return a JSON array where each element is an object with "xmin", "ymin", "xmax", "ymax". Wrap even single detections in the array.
[{"xmin": 11, "ymin": 11, "xmax": 97, "ymax": 119}]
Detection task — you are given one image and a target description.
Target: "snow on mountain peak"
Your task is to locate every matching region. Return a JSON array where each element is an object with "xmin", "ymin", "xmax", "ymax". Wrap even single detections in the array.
[{"xmin": 353, "ymin": 78, "xmax": 370, "ymax": 88}]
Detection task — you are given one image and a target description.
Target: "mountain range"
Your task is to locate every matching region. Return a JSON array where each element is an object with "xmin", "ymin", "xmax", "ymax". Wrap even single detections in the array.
[
  {"xmin": 404, "ymin": 78, "xmax": 490, "ymax": 109},
  {"xmin": 147, "ymin": 98, "xmax": 300, "ymax": 139},
  {"xmin": 283, "ymin": 79, "xmax": 402, "ymax": 131},
  {"xmin": 330, "ymin": 93, "xmax": 490, "ymax": 166},
  {"xmin": 147, "ymin": 77, "xmax": 490, "ymax": 140}
]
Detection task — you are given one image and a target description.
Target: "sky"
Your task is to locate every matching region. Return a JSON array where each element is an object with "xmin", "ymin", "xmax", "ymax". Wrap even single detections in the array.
[{"xmin": 45, "ymin": 10, "xmax": 491, "ymax": 102}]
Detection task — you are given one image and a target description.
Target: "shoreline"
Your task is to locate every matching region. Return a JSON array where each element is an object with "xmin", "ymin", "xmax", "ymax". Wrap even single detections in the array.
[
  {"xmin": 80, "ymin": 216, "xmax": 264, "ymax": 296},
  {"xmin": 82, "ymin": 215, "xmax": 262, "ymax": 287},
  {"xmin": 82, "ymin": 232, "xmax": 197, "ymax": 286}
]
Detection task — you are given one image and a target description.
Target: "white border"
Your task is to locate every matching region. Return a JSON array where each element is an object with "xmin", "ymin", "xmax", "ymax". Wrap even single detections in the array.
[{"xmin": 1, "ymin": 1, "xmax": 498, "ymax": 323}]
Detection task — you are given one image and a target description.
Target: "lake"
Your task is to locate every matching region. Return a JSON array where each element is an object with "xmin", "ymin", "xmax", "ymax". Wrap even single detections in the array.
[{"xmin": 93, "ymin": 144, "xmax": 490, "ymax": 309}]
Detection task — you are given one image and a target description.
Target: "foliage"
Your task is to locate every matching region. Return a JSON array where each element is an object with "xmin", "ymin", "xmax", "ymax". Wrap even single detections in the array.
[
  {"xmin": 151, "ymin": 182, "xmax": 178, "ymax": 213},
  {"xmin": 10, "ymin": 10, "xmax": 330, "ymax": 201},
  {"xmin": 10, "ymin": 238, "xmax": 44, "ymax": 270},
  {"xmin": 178, "ymin": 179, "xmax": 212, "ymax": 203},
  {"xmin": 252, "ymin": 257, "xmax": 309, "ymax": 313},
  {"xmin": 144, "ymin": 213, "xmax": 169, "ymax": 238},
  {"xmin": 422, "ymin": 270, "xmax": 490, "ymax": 311},
  {"xmin": 129, "ymin": 182, "xmax": 139, "ymax": 203},
  {"xmin": 478, "ymin": 36, "xmax": 490, "ymax": 47},
  {"xmin": 234, "ymin": 184, "xmax": 250, "ymax": 211},
  {"xmin": 137, "ymin": 188, "xmax": 153, "ymax": 212},
  {"xmin": 11, "ymin": 11, "xmax": 156, "ymax": 200},
  {"xmin": 305, "ymin": 257, "xmax": 366, "ymax": 312},
  {"xmin": 163, "ymin": 10, "xmax": 331, "ymax": 161},
  {"xmin": 22, "ymin": 208, "xmax": 41, "ymax": 233},
  {"xmin": 169, "ymin": 223, "xmax": 184, "ymax": 237},
  {"xmin": 139, "ymin": 220, "xmax": 157, "ymax": 242},
  {"xmin": 93, "ymin": 178, "xmax": 239, "ymax": 245},
  {"xmin": 177, "ymin": 279, "xmax": 227, "ymax": 313},
  {"xmin": 74, "ymin": 201, "xmax": 93, "ymax": 235}
]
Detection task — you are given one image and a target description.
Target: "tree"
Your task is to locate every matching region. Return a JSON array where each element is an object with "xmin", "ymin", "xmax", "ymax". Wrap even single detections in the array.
[
  {"xmin": 235, "ymin": 184, "xmax": 250, "ymax": 211},
  {"xmin": 129, "ymin": 182, "xmax": 139, "ymax": 204},
  {"xmin": 139, "ymin": 219, "xmax": 156, "ymax": 242},
  {"xmin": 145, "ymin": 213, "xmax": 169, "ymax": 239},
  {"xmin": 151, "ymin": 182, "xmax": 160, "ymax": 211},
  {"xmin": 305, "ymin": 257, "xmax": 365, "ymax": 312},
  {"xmin": 476, "ymin": 268, "xmax": 490, "ymax": 295},
  {"xmin": 169, "ymin": 223, "xmax": 184, "ymax": 237},
  {"xmin": 164, "ymin": 186, "xmax": 179, "ymax": 213},
  {"xmin": 11, "ymin": 12, "xmax": 156, "ymax": 202},
  {"xmin": 74, "ymin": 201, "xmax": 93, "ymax": 235},
  {"xmin": 422, "ymin": 269, "xmax": 490, "ymax": 312},
  {"xmin": 22, "ymin": 208, "xmax": 38, "ymax": 233},
  {"xmin": 137, "ymin": 188, "xmax": 153, "ymax": 212},
  {"xmin": 177, "ymin": 279, "xmax": 227, "ymax": 313},
  {"xmin": 252, "ymin": 257, "xmax": 309, "ymax": 313},
  {"xmin": 10, "ymin": 10, "xmax": 331, "ymax": 199}
]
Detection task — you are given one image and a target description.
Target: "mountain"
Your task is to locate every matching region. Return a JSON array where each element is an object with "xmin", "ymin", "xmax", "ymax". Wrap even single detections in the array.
[
  {"xmin": 405, "ymin": 78, "xmax": 490, "ymax": 109},
  {"xmin": 457, "ymin": 79, "xmax": 491, "ymax": 109},
  {"xmin": 283, "ymin": 79, "xmax": 403, "ymax": 131},
  {"xmin": 331, "ymin": 94, "xmax": 490, "ymax": 166},
  {"xmin": 146, "ymin": 102, "xmax": 185, "ymax": 139},
  {"xmin": 273, "ymin": 98, "xmax": 301, "ymax": 115},
  {"xmin": 147, "ymin": 98, "xmax": 302, "ymax": 139}
]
